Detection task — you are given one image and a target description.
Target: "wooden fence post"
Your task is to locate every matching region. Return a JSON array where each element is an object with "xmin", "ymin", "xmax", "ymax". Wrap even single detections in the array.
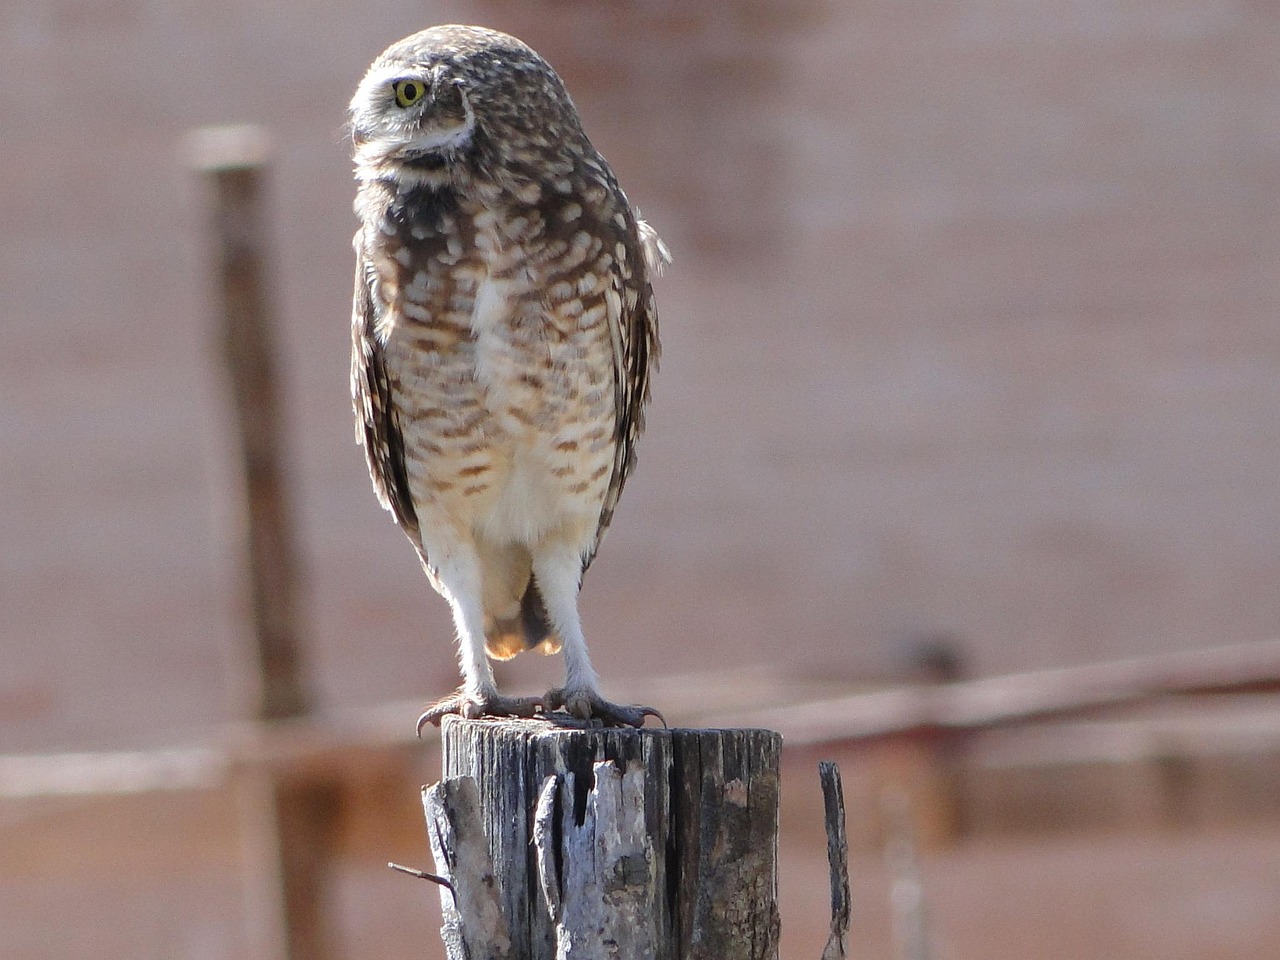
[
  {"xmin": 185, "ymin": 124, "xmax": 310, "ymax": 722},
  {"xmin": 187, "ymin": 124, "xmax": 337, "ymax": 960},
  {"xmin": 423, "ymin": 717, "xmax": 782, "ymax": 960}
]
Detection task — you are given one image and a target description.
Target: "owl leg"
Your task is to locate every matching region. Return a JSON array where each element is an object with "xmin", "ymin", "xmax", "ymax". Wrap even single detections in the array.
[
  {"xmin": 415, "ymin": 545, "xmax": 543, "ymax": 734},
  {"xmin": 531, "ymin": 543, "xmax": 663, "ymax": 728}
]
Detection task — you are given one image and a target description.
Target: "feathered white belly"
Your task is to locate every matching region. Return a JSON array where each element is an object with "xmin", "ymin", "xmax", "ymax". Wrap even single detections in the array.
[
  {"xmin": 474, "ymin": 448, "xmax": 569, "ymax": 546},
  {"xmin": 389, "ymin": 270, "xmax": 616, "ymax": 556}
]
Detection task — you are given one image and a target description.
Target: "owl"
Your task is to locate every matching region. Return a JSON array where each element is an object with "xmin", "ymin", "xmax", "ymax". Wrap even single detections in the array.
[{"xmin": 349, "ymin": 25, "xmax": 668, "ymax": 729}]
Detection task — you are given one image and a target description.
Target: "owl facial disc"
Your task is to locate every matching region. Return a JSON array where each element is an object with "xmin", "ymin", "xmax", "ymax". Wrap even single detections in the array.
[{"xmin": 350, "ymin": 63, "xmax": 475, "ymax": 165}]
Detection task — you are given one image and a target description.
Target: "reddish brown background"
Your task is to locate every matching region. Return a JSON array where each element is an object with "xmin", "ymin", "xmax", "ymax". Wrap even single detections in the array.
[{"xmin": 2, "ymin": 1, "xmax": 1279, "ymax": 958}]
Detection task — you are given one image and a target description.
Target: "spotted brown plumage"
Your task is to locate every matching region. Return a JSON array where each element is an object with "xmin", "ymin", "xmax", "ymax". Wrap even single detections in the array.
[{"xmin": 349, "ymin": 25, "xmax": 668, "ymax": 727}]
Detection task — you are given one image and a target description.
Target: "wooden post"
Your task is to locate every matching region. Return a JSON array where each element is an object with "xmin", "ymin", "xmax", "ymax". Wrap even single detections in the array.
[
  {"xmin": 186, "ymin": 124, "xmax": 311, "ymax": 722},
  {"xmin": 187, "ymin": 125, "xmax": 337, "ymax": 960},
  {"xmin": 423, "ymin": 718, "xmax": 782, "ymax": 960}
]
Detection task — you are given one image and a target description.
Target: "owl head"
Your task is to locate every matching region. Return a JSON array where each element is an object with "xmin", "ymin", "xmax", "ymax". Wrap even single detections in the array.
[{"xmin": 350, "ymin": 25, "xmax": 581, "ymax": 181}]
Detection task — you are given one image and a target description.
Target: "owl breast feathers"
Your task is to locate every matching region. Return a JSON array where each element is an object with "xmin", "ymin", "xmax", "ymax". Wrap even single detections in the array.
[{"xmin": 349, "ymin": 25, "xmax": 668, "ymax": 726}]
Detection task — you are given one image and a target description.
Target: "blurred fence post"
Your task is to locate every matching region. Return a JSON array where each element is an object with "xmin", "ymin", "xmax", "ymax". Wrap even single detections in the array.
[
  {"xmin": 187, "ymin": 124, "xmax": 310, "ymax": 722},
  {"xmin": 187, "ymin": 124, "xmax": 337, "ymax": 960}
]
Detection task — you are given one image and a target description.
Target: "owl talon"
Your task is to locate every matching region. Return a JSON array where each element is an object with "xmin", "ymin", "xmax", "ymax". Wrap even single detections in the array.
[
  {"xmin": 543, "ymin": 689, "xmax": 665, "ymax": 728},
  {"xmin": 416, "ymin": 691, "xmax": 545, "ymax": 736}
]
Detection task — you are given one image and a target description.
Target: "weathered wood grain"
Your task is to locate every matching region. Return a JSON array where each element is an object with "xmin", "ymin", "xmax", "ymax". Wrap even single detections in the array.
[
  {"xmin": 819, "ymin": 761, "xmax": 851, "ymax": 960},
  {"xmin": 423, "ymin": 776, "xmax": 513, "ymax": 960},
  {"xmin": 534, "ymin": 762, "xmax": 661, "ymax": 958},
  {"xmin": 668, "ymin": 728, "xmax": 781, "ymax": 958},
  {"xmin": 432, "ymin": 718, "xmax": 781, "ymax": 960}
]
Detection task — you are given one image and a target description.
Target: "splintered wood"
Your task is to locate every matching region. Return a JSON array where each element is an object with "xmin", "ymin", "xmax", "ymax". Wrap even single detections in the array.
[
  {"xmin": 421, "ymin": 718, "xmax": 783, "ymax": 960},
  {"xmin": 424, "ymin": 776, "xmax": 514, "ymax": 960},
  {"xmin": 819, "ymin": 762, "xmax": 851, "ymax": 960},
  {"xmin": 534, "ymin": 762, "xmax": 662, "ymax": 957}
]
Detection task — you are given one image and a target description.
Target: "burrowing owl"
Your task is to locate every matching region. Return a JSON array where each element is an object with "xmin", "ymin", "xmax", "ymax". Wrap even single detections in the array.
[{"xmin": 349, "ymin": 25, "xmax": 668, "ymax": 729}]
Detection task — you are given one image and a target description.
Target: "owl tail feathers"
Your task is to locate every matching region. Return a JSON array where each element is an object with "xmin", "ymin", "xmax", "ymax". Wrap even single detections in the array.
[{"xmin": 483, "ymin": 579, "xmax": 562, "ymax": 661}]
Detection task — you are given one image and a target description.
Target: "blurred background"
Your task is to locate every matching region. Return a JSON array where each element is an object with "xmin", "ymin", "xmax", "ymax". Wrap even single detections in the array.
[{"xmin": 3, "ymin": 1, "xmax": 1280, "ymax": 958}]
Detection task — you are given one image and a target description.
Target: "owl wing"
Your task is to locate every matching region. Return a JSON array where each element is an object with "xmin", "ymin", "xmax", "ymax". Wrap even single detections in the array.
[
  {"xmin": 587, "ymin": 214, "xmax": 670, "ymax": 567},
  {"xmin": 351, "ymin": 239, "xmax": 421, "ymax": 545}
]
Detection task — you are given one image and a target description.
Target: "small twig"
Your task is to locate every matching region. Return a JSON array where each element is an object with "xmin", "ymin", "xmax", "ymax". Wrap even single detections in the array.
[
  {"xmin": 388, "ymin": 861, "xmax": 457, "ymax": 902},
  {"xmin": 819, "ymin": 761, "xmax": 851, "ymax": 960}
]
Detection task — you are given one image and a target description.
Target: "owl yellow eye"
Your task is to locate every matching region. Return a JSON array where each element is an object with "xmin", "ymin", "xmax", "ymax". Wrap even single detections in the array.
[{"xmin": 393, "ymin": 79, "xmax": 427, "ymax": 108}]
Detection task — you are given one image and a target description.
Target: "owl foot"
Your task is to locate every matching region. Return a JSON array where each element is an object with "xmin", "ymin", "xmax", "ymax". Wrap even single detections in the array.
[
  {"xmin": 543, "ymin": 688, "xmax": 666, "ymax": 729},
  {"xmin": 416, "ymin": 691, "xmax": 544, "ymax": 737}
]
